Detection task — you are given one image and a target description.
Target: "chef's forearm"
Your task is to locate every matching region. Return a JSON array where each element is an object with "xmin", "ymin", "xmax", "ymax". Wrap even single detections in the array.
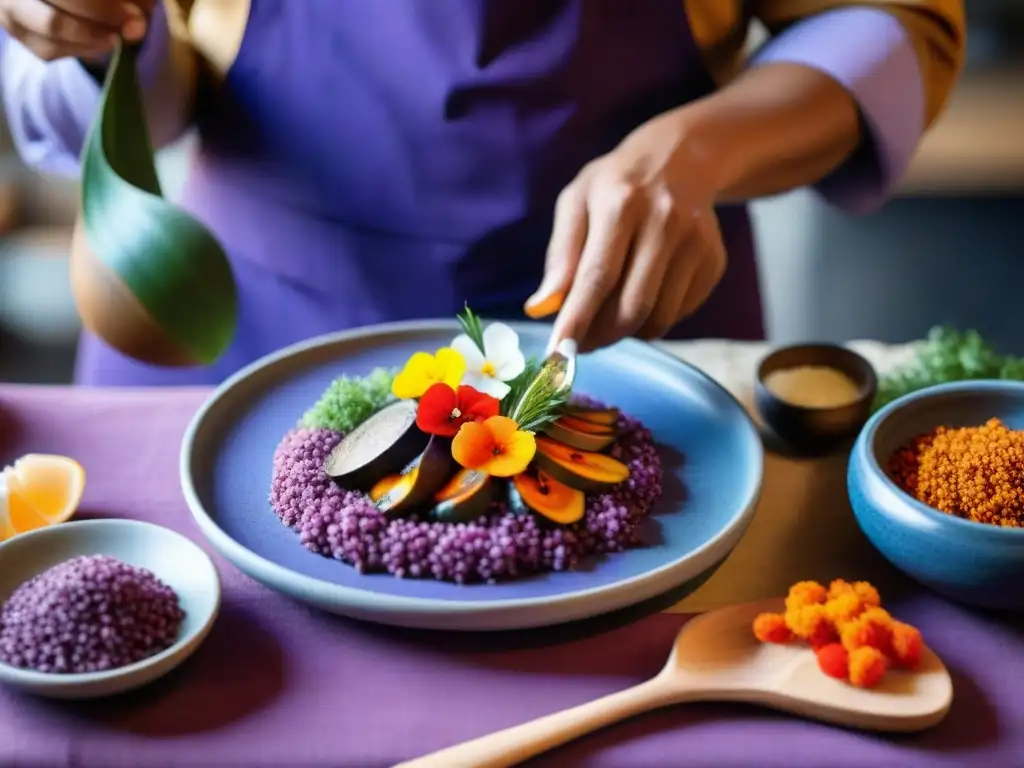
[
  {"xmin": 671, "ymin": 5, "xmax": 951, "ymax": 214},
  {"xmin": 676, "ymin": 61, "xmax": 861, "ymax": 203}
]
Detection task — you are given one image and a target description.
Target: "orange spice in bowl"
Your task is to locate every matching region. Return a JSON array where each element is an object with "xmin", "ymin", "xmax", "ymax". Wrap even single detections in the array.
[
  {"xmin": 753, "ymin": 579, "xmax": 925, "ymax": 689},
  {"xmin": 887, "ymin": 417, "xmax": 1024, "ymax": 528}
]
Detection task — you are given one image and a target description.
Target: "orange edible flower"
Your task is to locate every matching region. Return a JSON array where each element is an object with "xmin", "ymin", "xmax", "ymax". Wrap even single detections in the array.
[
  {"xmin": 755, "ymin": 578, "xmax": 925, "ymax": 690},
  {"xmin": 785, "ymin": 604, "xmax": 838, "ymax": 648},
  {"xmin": 889, "ymin": 621, "xmax": 924, "ymax": 670},
  {"xmin": 753, "ymin": 612, "xmax": 793, "ymax": 643},
  {"xmin": 815, "ymin": 643, "xmax": 849, "ymax": 680},
  {"xmin": 854, "ymin": 582, "xmax": 882, "ymax": 607},
  {"xmin": 839, "ymin": 607, "xmax": 893, "ymax": 654},
  {"xmin": 824, "ymin": 592, "xmax": 867, "ymax": 625},
  {"xmin": 827, "ymin": 579, "xmax": 881, "ymax": 607},
  {"xmin": 785, "ymin": 580, "xmax": 827, "ymax": 612},
  {"xmin": 452, "ymin": 415, "xmax": 536, "ymax": 477},
  {"xmin": 848, "ymin": 646, "xmax": 888, "ymax": 688}
]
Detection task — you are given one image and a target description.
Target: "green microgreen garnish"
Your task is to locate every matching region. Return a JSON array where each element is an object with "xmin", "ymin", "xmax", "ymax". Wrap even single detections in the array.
[{"xmin": 302, "ymin": 367, "xmax": 396, "ymax": 433}]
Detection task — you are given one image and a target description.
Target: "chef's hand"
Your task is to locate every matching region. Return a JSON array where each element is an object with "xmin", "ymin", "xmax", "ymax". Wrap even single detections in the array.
[
  {"xmin": 0, "ymin": 0, "xmax": 152, "ymax": 62},
  {"xmin": 527, "ymin": 111, "xmax": 727, "ymax": 353}
]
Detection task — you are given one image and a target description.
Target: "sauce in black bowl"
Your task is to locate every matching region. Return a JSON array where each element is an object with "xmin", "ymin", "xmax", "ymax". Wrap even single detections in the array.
[{"xmin": 755, "ymin": 344, "xmax": 877, "ymax": 455}]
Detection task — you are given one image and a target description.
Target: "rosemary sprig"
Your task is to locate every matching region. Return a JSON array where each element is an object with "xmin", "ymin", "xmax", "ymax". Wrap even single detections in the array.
[
  {"xmin": 507, "ymin": 356, "xmax": 569, "ymax": 432},
  {"xmin": 457, "ymin": 304, "xmax": 486, "ymax": 355},
  {"xmin": 503, "ymin": 358, "xmax": 540, "ymax": 417}
]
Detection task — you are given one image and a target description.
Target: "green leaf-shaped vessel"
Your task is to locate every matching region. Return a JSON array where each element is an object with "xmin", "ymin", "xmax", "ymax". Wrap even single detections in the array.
[{"xmin": 72, "ymin": 39, "xmax": 237, "ymax": 367}]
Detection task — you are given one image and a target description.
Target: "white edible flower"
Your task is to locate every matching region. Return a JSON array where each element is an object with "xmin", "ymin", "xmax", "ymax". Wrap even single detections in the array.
[{"xmin": 451, "ymin": 322, "xmax": 526, "ymax": 400}]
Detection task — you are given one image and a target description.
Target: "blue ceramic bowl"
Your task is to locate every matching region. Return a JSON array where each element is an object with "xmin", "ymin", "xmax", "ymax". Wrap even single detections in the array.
[{"xmin": 848, "ymin": 380, "xmax": 1024, "ymax": 612}]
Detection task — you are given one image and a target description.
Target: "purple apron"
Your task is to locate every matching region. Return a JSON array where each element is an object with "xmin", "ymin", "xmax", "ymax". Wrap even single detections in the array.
[{"xmin": 75, "ymin": 0, "xmax": 764, "ymax": 386}]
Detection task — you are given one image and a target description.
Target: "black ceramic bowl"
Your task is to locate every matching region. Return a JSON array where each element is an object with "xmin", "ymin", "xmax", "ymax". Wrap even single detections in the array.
[{"xmin": 755, "ymin": 343, "xmax": 878, "ymax": 454}]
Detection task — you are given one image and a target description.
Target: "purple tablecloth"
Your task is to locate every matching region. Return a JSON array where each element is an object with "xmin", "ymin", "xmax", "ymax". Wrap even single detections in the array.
[{"xmin": 0, "ymin": 385, "xmax": 1021, "ymax": 768}]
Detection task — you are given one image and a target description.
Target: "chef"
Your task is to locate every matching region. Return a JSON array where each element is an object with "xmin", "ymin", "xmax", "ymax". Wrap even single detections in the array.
[{"xmin": 0, "ymin": 0, "xmax": 964, "ymax": 385}]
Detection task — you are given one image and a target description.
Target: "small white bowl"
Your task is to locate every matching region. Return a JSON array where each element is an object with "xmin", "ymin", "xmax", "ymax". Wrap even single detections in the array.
[{"xmin": 0, "ymin": 519, "xmax": 221, "ymax": 699}]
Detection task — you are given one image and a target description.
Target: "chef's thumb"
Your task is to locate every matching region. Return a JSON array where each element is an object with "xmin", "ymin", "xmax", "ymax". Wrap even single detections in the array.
[
  {"xmin": 524, "ymin": 283, "xmax": 567, "ymax": 320},
  {"xmin": 525, "ymin": 190, "xmax": 587, "ymax": 320}
]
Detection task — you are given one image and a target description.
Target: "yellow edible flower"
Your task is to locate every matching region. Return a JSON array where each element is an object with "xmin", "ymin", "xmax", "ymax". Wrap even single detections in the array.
[{"xmin": 392, "ymin": 348, "xmax": 466, "ymax": 400}]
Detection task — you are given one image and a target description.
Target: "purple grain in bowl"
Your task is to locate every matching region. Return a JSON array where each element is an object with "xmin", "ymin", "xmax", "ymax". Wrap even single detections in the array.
[
  {"xmin": 269, "ymin": 406, "xmax": 664, "ymax": 584},
  {"xmin": 0, "ymin": 555, "xmax": 185, "ymax": 675}
]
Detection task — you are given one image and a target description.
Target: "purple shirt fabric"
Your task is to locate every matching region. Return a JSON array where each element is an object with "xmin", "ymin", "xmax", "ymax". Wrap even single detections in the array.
[{"xmin": 0, "ymin": 4, "xmax": 924, "ymax": 387}]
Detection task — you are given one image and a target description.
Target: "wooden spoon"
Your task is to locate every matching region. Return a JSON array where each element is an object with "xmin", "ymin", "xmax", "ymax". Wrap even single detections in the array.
[
  {"xmin": 396, "ymin": 599, "xmax": 953, "ymax": 768},
  {"xmin": 75, "ymin": 38, "xmax": 237, "ymax": 368}
]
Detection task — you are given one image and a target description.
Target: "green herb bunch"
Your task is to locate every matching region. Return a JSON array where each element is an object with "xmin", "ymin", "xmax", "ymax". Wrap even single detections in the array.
[
  {"xmin": 507, "ymin": 358, "xmax": 569, "ymax": 431},
  {"xmin": 873, "ymin": 326, "xmax": 1024, "ymax": 412}
]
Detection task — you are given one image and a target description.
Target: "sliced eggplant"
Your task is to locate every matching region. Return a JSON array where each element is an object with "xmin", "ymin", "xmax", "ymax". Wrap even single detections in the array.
[
  {"xmin": 508, "ymin": 470, "xmax": 585, "ymax": 526},
  {"xmin": 324, "ymin": 400, "xmax": 429, "ymax": 491},
  {"xmin": 429, "ymin": 468, "xmax": 498, "ymax": 523},
  {"xmin": 542, "ymin": 418, "xmax": 617, "ymax": 452},
  {"xmin": 533, "ymin": 435, "xmax": 630, "ymax": 493},
  {"xmin": 370, "ymin": 436, "xmax": 455, "ymax": 518},
  {"xmin": 563, "ymin": 404, "xmax": 620, "ymax": 427}
]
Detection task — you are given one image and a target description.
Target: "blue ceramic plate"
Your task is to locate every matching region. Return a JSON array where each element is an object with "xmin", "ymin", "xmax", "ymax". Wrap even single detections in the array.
[{"xmin": 180, "ymin": 321, "xmax": 763, "ymax": 630}]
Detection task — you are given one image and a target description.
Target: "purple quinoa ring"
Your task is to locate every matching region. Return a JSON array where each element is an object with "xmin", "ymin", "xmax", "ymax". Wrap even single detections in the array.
[
  {"xmin": 179, "ymin": 321, "xmax": 765, "ymax": 631},
  {"xmin": 269, "ymin": 405, "xmax": 664, "ymax": 584}
]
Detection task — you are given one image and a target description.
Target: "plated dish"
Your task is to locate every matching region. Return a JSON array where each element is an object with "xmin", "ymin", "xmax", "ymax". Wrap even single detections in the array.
[
  {"xmin": 182, "ymin": 318, "xmax": 763, "ymax": 630},
  {"xmin": 269, "ymin": 307, "xmax": 662, "ymax": 584}
]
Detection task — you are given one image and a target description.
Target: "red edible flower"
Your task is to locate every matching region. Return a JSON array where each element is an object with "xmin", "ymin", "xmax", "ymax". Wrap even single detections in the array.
[{"xmin": 416, "ymin": 383, "xmax": 500, "ymax": 437}]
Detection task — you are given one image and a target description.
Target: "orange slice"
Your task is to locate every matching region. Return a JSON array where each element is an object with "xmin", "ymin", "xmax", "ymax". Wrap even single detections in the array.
[
  {"xmin": 0, "ymin": 483, "xmax": 14, "ymax": 541},
  {"xmin": 0, "ymin": 454, "xmax": 85, "ymax": 542}
]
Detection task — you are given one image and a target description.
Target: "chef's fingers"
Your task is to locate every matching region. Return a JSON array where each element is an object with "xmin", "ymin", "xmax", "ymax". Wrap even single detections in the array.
[
  {"xmin": 675, "ymin": 208, "xmax": 726, "ymax": 320},
  {"xmin": 46, "ymin": 0, "xmax": 153, "ymax": 32},
  {"xmin": 578, "ymin": 190, "xmax": 686, "ymax": 352},
  {"xmin": 549, "ymin": 175, "xmax": 642, "ymax": 352},
  {"xmin": 4, "ymin": 2, "xmax": 108, "ymax": 51},
  {"xmin": 5, "ymin": 24, "xmax": 113, "ymax": 60},
  {"xmin": 525, "ymin": 181, "xmax": 588, "ymax": 320},
  {"xmin": 634, "ymin": 229, "xmax": 703, "ymax": 341}
]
